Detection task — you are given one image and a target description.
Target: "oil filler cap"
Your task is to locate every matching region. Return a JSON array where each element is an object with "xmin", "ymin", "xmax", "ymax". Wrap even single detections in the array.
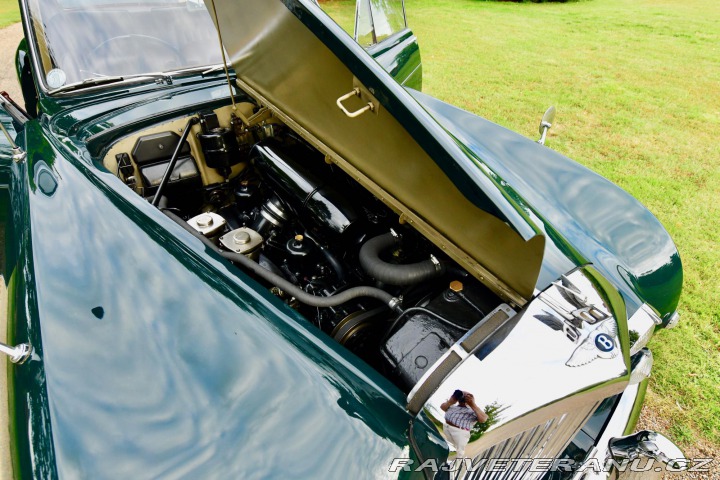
[{"xmin": 449, "ymin": 280, "xmax": 464, "ymax": 293}]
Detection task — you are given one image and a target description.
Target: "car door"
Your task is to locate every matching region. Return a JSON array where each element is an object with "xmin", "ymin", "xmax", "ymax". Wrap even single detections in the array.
[{"xmin": 355, "ymin": 0, "xmax": 422, "ymax": 90}]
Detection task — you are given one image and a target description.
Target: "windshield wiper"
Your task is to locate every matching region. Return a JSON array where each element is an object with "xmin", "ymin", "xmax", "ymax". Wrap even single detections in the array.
[
  {"xmin": 48, "ymin": 66, "xmax": 230, "ymax": 95},
  {"xmin": 48, "ymin": 72, "xmax": 180, "ymax": 95},
  {"xmin": 200, "ymin": 64, "xmax": 232, "ymax": 76},
  {"xmin": 48, "ymin": 75, "xmax": 126, "ymax": 94},
  {"xmin": 158, "ymin": 64, "xmax": 232, "ymax": 77}
]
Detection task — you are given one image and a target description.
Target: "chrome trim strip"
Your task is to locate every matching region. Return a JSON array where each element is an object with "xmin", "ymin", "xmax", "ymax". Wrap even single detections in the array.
[
  {"xmin": 628, "ymin": 304, "xmax": 661, "ymax": 356},
  {"xmin": 628, "ymin": 349, "xmax": 653, "ymax": 385},
  {"xmin": 400, "ymin": 59, "xmax": 422, "ymax": 86},
  {"xmin": 664, "ymin": 311, "xmax": 680, "ymax": 329},
  {"xmin": 406, "ymin": 304, "xmax": 516, "ymax": 412},
  {"xmin": 450, "ymin": 344, "xmax": 469, "ymax": 361}
]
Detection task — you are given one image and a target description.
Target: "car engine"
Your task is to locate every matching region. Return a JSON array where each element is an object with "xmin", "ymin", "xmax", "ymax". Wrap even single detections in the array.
[{"xmin": 109, "ymin": 107, "xmax": 507, "ymax": 392}]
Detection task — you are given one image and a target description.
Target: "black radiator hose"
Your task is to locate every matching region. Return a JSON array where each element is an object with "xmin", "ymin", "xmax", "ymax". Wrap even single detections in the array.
[
  {"xmin": 163, "ymin": 210, "xmax": 402, "ymax": 312},
  {"xmin": 359, "ymin": 232, "xmax": 446, "ymax": 286}
]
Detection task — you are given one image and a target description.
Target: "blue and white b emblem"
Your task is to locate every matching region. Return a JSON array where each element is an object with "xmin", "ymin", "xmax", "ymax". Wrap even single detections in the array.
[
  {"xmin": 594, "ymin": 333, "xmax": 615, "ymax": 352},
  {"xmin": 566, "ymin": 319, "xmax": 619, "ymax": 367}
]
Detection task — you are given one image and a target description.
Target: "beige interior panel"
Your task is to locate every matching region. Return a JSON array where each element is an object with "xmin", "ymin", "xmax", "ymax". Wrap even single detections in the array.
[{"xmin": 102, "ymin": 103, "xmax": 254, "ymax": 192}]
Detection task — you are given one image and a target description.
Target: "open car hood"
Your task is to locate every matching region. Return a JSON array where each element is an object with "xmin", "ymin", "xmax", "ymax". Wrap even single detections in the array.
[{"xmin": 206, "ymin": 0, "xmax": 545, "ymax": 304}]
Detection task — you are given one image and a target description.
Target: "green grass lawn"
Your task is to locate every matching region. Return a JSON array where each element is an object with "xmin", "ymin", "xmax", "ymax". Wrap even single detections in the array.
[
  {"xmin": 0, "ymin": 0, "xmax": 19, "ymax": 28},
  {"xmin": 321, "ymin": 0, "xmax": 720, "ymax": 451}
]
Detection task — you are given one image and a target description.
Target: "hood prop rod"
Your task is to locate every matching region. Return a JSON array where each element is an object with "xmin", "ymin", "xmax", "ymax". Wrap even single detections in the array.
[
  {"xmin": 151, "ymin": 117, "xmax": 199, "ymax": 207},
  {"xmin": 209, "ymin": 0, "xmax": 239, "ymax": 114}
]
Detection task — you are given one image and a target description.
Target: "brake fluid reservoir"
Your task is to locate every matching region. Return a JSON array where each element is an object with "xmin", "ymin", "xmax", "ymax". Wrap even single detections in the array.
[
  {"xmin": 187, "ymin": 212, "xmax": 227, "ymax": 240},
  {"xmin": 220, "ymin": 228, "xmax": 264, "ymax": 260}
]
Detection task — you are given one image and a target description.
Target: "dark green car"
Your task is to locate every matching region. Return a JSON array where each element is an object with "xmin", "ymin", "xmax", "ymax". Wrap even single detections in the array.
[{"xmin": 0, "ymin": 0, "xmax": 686, "ymax": 478}]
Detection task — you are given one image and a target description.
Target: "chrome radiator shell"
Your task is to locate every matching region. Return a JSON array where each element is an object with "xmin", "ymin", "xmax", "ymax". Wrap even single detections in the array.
[{"xmin": 411, "ymin": 268, "xmax": 632, "ymax": 479}]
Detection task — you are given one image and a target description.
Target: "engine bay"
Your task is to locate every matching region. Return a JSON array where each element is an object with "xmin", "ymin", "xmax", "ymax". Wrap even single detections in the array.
[{"xmin": 104, "ymin": 103, "xmax": 509, "ymax": 393}]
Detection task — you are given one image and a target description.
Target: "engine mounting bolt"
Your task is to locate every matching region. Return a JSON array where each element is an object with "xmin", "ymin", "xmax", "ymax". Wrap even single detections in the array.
[{"xmin": 449, "ymin": 280, "xmax": 464, "ymax": 293}]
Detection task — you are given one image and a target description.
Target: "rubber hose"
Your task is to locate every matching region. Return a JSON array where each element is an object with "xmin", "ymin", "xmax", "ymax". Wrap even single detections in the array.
[
  {"xmin": 359, "ymin": 232, "xmax": 446, "ymax": 286},
  {"xmin": 163, "ymin": 210, "xmax": 402, "ymax": 311}
]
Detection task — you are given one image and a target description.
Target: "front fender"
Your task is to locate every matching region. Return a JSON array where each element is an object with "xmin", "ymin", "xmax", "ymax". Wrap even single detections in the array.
[
  {"xmin": 409, "ymin": 89, "xmax": 682, "ymax": 321},
  {"xmin": 9, "ymin": 119, "xmax": 443, "ymax": 479}
]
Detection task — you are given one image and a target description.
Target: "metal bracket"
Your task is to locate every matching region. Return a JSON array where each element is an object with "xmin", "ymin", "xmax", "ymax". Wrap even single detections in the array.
[
  {"xmin": 0, "ymin": 342, "xmax": 32, "ymax": 364},
  {"xmin": 154, "ymin": 75, "xmax": 173, "ymax": 86},
  {"xmin": 11, "ymin": 147, "xmax": 26, "ymax": 163},
  {"xmin": 0, "ymin": 122, "xmax": 26, "ymax": 163}
]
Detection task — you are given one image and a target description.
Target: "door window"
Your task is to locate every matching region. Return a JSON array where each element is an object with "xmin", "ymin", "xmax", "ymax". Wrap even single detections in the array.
[{"xmin": 355, "ymin": 0, "xmax": 407, "ymax": 47}]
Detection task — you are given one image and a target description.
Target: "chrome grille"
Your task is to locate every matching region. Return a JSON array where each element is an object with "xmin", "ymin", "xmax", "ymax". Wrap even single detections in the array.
[{"xmin": 452, "ymin": 401, "xmax": 601, "ymax": 480}]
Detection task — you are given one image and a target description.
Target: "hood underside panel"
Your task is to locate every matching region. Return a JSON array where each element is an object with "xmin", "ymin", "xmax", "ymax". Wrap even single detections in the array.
[{"xmin": 207, "ymin": 0, "xmax": 546, "ymax": 302}]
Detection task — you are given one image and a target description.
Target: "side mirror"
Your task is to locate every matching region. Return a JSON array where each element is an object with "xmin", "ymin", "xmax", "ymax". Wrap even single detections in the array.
[{"xmin": 537, "ymin": 106, "xmax": 556, "ymax": 145}]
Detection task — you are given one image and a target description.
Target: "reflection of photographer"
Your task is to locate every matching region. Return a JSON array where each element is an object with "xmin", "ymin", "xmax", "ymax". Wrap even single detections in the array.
[{"xmin": 440, "ymin": 390, "xmax": 488, "ymax": 457}]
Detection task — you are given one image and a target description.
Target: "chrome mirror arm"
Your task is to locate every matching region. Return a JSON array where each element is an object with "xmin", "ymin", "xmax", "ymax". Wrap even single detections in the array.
[
  {"xmin": 537, "ymin": 122, "xmax": 551, "ymax": 145},
  {"xmin": 537, "ymin": 106, "xmax": 557, "ymax": 145}
]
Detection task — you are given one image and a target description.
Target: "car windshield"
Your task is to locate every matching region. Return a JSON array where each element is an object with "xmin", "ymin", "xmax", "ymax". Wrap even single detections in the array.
[{"xmin": 26, "ymin": 0, "xmax": 223, "ymax": 90}]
